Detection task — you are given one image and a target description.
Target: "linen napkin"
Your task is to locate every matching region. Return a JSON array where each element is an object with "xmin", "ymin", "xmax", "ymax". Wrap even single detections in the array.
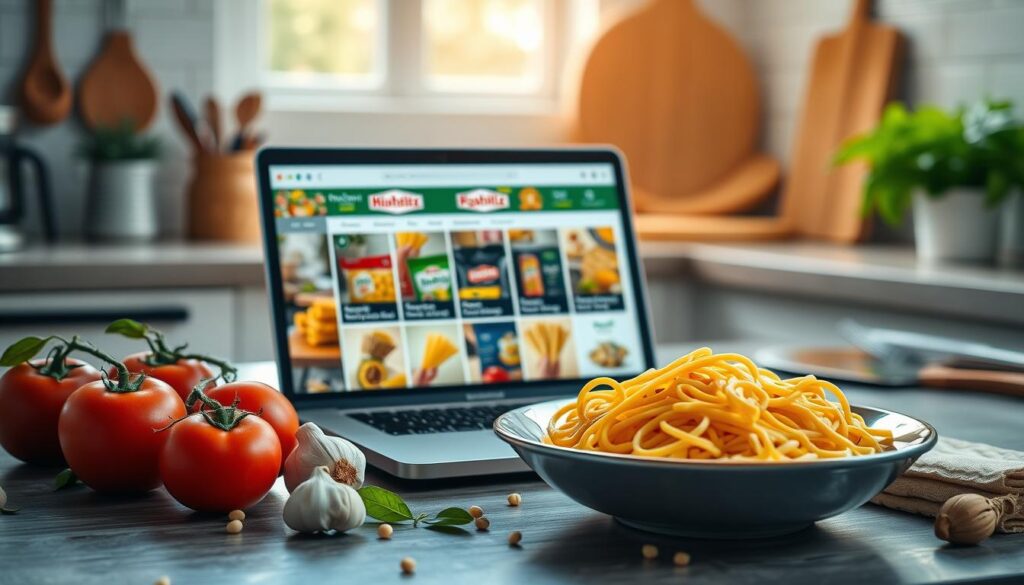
[{"xmin": 871, "ymin": 437, "xmax": 1024, "ymax": 533}]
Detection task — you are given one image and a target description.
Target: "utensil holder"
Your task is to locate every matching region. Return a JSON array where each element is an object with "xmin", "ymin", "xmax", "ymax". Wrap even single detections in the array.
[{"xmin": 187, "ymin": 151, "xmax": 259, "ymax": 243}]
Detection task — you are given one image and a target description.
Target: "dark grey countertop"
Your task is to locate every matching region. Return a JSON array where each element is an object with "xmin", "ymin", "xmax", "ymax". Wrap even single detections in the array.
[
  {"xmin": 1, "ymin": 343, "xmax": 1022, "ymax": 584},
  {"xmin": 2, "ymin": 240, "xmax": 1022, "ymax": 325}
]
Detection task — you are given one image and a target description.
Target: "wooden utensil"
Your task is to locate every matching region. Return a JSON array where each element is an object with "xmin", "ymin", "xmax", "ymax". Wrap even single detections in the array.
[
  {"xmin": 231, "ymin": 92, "xmax": 263, "ymax": 151},
  {"xmin": 204, "ymin": 97, "xmax": 222, "ymax": 152},
  {"xmin": 574, "ymin": 0, "xmax": 778, "ymax": 215},
  {"xmin": 779, "ymin": 0, "xmax": 904, "ymax": 243},
  {"xmin": 170, "ymin": 92, "xmax": 205, "ymax": 154},
  {"xmin": 19, "ymin": 0, "xmax": 72, "ymax": 125},
  {"xmin": 78, "ymin": 0, "xmax": 159, "ymax": 131}
]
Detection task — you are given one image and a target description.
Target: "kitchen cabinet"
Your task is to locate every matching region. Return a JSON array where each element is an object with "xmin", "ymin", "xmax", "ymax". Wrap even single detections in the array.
[{"xmin": 0, "ymin": 288, "xmax": 238, "ymax": 359}]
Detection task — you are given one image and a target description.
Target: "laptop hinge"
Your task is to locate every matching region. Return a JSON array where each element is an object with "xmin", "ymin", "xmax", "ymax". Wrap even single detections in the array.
[{"xmin": 464, "ymin": 390, "xmax": 506, "ymax": 402}]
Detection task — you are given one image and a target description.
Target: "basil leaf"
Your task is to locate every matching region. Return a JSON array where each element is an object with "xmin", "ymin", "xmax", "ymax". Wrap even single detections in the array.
[
  {"xmin": 0, "ymin": 336, "xmax": 51, "ymax": 367},
  {"xmin": 105, "ymin": 319, "xmax": 149, "ymax": 339},
  {"xmin": 358, "ymin": 486, "xmax": 414, "ymax": 522},
  {"xmin": 55, "ymin": 468, "xmax": 79, "ymax": 491},
  {"xmin": 423, "ymin": 507, "xmax": 474, "ymax": 526}
]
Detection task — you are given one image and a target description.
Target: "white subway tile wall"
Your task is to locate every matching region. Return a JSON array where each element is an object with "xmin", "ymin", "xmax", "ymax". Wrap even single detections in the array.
[{"xmin": 0, "ymin": 0, "xmax": 213, "ymax": 239}]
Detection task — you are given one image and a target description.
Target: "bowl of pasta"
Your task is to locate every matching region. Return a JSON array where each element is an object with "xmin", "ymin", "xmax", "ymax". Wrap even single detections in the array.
[{"xmin": 494, "ymin": 348, "xmax": 937, "ymax": 538}]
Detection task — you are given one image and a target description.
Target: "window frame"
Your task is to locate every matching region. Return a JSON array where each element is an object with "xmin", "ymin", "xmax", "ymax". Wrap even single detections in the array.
[{"xmin": 214, "ymin": 0, "xmax": 599, "ymax": 115}]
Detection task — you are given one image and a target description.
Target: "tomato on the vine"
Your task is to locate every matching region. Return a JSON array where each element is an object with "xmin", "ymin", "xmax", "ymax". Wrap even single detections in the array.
[
  {"xmin": 204, "ymin": 381, "xmax": 299, "ymax": 472},
  {"xmin": 115, "ymin": 352, "xmax": 216, "ymax": 402},
  {"xmin": 59, "ymin": 375, "xmax": 186, "ymax": 493},
  {"xmin": 160, "ymin": 403, "xmax": 282, "ymax": 513},
  {"xmin": 105, "ymin": 319, "xmax": 237, "ymax": 402},
  {"xmin": 0, "ymin": 358, "xmax": 101, "ymax": 465}
]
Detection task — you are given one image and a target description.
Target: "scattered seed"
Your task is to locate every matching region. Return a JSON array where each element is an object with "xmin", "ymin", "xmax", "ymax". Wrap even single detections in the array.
[
  {"xmin": 468, "ymin": 505, "xmax": 484, "ymax": 518},
  {"xmin": 400, "ymin": 557, "xmax": 416, "ymax": 575},
  {"xmin": 226, "ymin": 519, "xmax": 243, "ymax": 534},
  {"xmin": 641, "ymin": 544, "xmax": 659, "ymax": 560},
  {"xmin": 474, "ymin": 516, "xmax": 490, "ymax": 531},
  {"xmin": 378, "ymin": 523, "xmax": 394, "ymax": 539},
  {"xmin": 507, "ymin": 493, "xmax": 522, "ymax": 507},
  {"xmin": 673, "ymin": 551, "xmax": 691, "ymax": 567},
  {"xmin": 154, "ymin": 577, "xmax": 171, "ymax": 585},
  {"xmin": 228, "ymin": 510, "xmax": 245, "ymax": 522},
  {"xmin": 508, "ymin": 531, "xmax": 523, "ymax": 546}
]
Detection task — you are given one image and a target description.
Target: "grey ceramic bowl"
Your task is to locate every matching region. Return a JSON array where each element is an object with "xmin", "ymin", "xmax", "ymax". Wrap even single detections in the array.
[{"xmin": 494, "ymin": 399, "xmax": 937, "ymax": 538}]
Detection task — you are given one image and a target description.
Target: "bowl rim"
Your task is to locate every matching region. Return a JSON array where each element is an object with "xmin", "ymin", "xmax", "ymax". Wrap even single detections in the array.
[{"xmin": 493, "ymin": 398, "xmax": 938, "ymax": 472}]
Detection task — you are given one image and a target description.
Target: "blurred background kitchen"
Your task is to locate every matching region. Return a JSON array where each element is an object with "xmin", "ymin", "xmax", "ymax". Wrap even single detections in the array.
[{"xmin": 0, "ymin": 0, "xmax": 1021, "ymax": 364}]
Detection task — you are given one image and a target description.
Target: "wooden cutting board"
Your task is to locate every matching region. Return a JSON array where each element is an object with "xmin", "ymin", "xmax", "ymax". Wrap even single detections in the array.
[
  {"xmin": 574, "ymin": 0, "xmax": 778, "ymax": 215},
  {"xmin": 78, "ymin": 0, "xmax": 158, "ymax": 131},
  {"xmin": 780, "ymin": 0, "xmax": 904, "ymax": 243}
]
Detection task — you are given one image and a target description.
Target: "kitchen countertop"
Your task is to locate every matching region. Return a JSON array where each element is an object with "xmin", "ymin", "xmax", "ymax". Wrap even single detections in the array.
[
  {"xmin": 2, "ymin": 240, "xmax": 1022, "ymax": 325},
  {"xmin": 1, "ymin": 343, "xmax": 1022, "ymax": 585}
]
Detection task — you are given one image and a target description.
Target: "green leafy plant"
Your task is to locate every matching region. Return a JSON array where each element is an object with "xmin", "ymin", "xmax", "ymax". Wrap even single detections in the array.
[
  {"xmin": 78, "ymin": 120, "xmax": 161, "ymax": 162},
  {"xmin": 834, "ymin": 99, "xmax": 1024, "ymax": 225}
]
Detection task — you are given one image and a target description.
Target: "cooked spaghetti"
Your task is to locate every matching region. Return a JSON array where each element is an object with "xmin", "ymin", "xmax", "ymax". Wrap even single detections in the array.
[{"xmin": 546, "ymin": 347, "xmax": 891, "ymax": 461}]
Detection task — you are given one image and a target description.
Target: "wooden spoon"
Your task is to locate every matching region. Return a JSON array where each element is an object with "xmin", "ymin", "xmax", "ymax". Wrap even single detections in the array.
[
  {"xmin": 170, "ymin": 92, "xmax": 205, "ymax": 154},
  {"xmin": 231, "ymin": 92, "xmax": 263, "ymax": 151},
  {"xmin": 19, "ymin": 0, "xmax": 72, "ymax": 125},
  {"xmin": 78, "ymin": 0, "xmax": 158, "ymax": 131},
  {"xmin": 204, "ymin": 96, "xmax": 222, "ymax": 152}
]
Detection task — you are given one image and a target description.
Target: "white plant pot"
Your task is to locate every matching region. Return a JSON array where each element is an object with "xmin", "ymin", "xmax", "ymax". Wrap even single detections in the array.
[
  {"xmin": 85, "ymin": 160, "xmax": 160, "ymax": 241},
  {"xmin": 912, "ymin": 189, "xmax": 999, "ymax": 263},
  {"xmin": 1000, "ymin": 191, "xmax": 1024, "ymax": 266}
]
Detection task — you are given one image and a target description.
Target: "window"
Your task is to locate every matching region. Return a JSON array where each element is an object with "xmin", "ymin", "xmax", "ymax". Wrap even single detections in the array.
[
  {"xmin": 266, "ymin": 0, "xmax": 383, "ymax": 89},
  {"xmin": 243, "ymin": 0, "xmax": 598, "ymax": 111},
  {"xmin": 422, "ymin": 0, "xmax": 545, "ymax": 92}
]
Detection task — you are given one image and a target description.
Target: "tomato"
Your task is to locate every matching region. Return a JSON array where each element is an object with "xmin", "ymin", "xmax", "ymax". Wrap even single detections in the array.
[
  {"xmin": 204, "ymin": 381, "xmax": 299, "ymax": 473},
  {"xmin": 114, "ymin": 352, "xmax": 216, "ymax": 402},
  {"xmin": 160, "ymin": 412, "xmax": 282, "ymax": 512},
  {"xmin": 482, "ymin": 366, "xmax": 510, "ymax": 383},
  {"xmin": 59, "ymin": 376, "xmax": 186, "ymax": 493},
  {"xmin": 0, "ymin": 359, "xmax": 102, "ymax": 465}
]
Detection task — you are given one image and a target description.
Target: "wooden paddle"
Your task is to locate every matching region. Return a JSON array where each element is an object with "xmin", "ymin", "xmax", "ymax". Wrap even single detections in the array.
[
  {"xmin": 779, "ymin": 0, "xmax": 904, "ymax": 243},
  {"xmin": 574, "ymin": 0, "xmax": 778, "ymax": 215},
  {"xmin": 19, "ymin": 0, "xmax": 72, "ymax": 125},
  {"xmin": 78, "ymin": 0, "xmax": 159, "ymax": 131}
]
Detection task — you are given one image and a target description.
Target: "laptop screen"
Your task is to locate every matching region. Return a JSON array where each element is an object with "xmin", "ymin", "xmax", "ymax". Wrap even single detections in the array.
[{"xmin": 264, "ymin": 157, "xmax": 651, "ymax": 397}]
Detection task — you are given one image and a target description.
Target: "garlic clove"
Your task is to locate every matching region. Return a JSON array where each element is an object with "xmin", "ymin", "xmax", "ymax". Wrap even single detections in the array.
[
  {"xmin": 0, "ymin": 485, "xmax": 6, "ymax": 509},
  {"xmin": 934, "ymin": 493, "xmax": 1000, "ymax": 545},
  {"xmin": 283, "ymin": 466, "xmax": 366, "ymax": 534},
  {"xmin": 284, "ymin": 423, "xmax": 367, "ymax": 492}
]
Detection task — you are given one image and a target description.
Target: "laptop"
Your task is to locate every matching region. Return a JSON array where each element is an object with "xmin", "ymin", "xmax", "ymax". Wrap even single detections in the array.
[{"xmin": 256, "ymin": 147, "xmax": 656, "ymax": 479}]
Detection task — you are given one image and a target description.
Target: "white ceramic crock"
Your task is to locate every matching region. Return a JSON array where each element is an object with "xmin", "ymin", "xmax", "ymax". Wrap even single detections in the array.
[{"xmin": 912, "ymin": 188, "xmax": 999, "ymax": 264}]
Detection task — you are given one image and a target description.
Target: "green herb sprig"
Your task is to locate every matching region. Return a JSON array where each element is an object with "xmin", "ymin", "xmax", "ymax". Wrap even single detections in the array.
[{"xmin": 357, "ymin": 485, "xmax": 473, "ymax": 529}]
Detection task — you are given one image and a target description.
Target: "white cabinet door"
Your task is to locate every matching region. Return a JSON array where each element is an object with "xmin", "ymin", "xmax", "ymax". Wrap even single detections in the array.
[{"xmin": 0, "ymin": 289, "xmax": 236, "ymax": 363}]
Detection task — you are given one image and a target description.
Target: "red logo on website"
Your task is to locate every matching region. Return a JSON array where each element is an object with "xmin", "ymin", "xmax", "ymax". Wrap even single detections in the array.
[
  {"xmin": 368, "ymin": 190, "xmax": 424, "ymax": 214},
  {"xmin": 467, "ymin": 264, "xmax": 500, "ymax": 284},
  {"xmin": 456, "ymin": 189, "xmax": 509, "ymax": 212}
]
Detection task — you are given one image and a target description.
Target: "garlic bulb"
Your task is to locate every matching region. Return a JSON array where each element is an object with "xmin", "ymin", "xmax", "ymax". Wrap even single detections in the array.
[
  {"xmin": 283, "ymin": 466, "xmax": 366, "ymax": 533},
  {"xmin": 934, "ymin": 493, "xmax": 1001, "ymax": 545},
  {"xmin": 284, "ymin": 423, "xmax": 367, "ymax": 492}
]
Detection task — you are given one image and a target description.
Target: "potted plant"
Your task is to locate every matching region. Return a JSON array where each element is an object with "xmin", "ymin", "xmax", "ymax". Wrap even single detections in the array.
[
  {"xmin": 835, "ymin": 99, "xmax": 1024, "ymax": 263},
  {"xmin": 79, "ymin": 121, "xmax": 161, "ymax": 241}
]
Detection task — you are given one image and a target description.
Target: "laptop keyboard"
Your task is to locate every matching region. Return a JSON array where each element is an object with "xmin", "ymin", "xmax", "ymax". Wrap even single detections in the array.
[{"xmin": 350, "ymin": 404, "xmax": 530, "ymax": 436}]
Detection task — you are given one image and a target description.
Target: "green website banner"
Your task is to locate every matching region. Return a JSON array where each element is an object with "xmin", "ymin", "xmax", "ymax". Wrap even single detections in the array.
[{"xmin": 271, "ymin": 185, "xmax": 619, "ymax": 218}]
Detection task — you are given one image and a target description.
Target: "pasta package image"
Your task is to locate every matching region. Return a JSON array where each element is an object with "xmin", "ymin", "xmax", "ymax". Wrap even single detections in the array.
[
  {"xmin": 342, "ymin": 326, "xmax": 407, "ymax": 390},
  {"xmin": 521, "ymin": 318, "xmax": 578, "ymax": 380},
  {"xmin": 509, "ymin": 229, "xmax": 569, "ymax": 315},
  {"xmin": 451, "ymin": 231, "xmax": 514, "ymax": 319},
  {"xmin": 334, "ymin": 233, "xmax": 399, "ymax": 323},
  {"xmin": 463, "ymin": 322, "xmax": 522, "ymax": 384},
  {"xmin": 407, "ymin": 324, "xmax": 466, "ymax": 387}
]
